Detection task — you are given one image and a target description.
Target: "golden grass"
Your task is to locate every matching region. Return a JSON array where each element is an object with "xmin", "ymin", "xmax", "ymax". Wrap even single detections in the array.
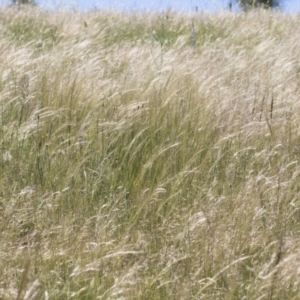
[{"xmin": 1, "ymin": 5, "xmax": 300, "ymax": 299}]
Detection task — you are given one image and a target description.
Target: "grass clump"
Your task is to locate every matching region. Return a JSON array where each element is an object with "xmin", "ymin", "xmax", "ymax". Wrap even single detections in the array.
[{"xmin": 1, "ymin": 5, "xmax": 300, "ymax": 300}]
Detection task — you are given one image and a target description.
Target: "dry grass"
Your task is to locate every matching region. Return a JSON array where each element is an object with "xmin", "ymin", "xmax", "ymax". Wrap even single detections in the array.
[{"xmin": 1, "ymin": 5, "xmax": 300, "ymax": 299}]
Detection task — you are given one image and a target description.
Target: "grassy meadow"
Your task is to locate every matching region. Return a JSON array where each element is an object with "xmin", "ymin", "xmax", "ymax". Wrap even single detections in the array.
[{"xmin": 1, "ymin": 5, "xmax": 300, "ymax": 299}]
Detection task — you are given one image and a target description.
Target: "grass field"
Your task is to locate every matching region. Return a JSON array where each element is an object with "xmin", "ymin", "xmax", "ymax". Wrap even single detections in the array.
[{"xmin": 1, "ymin": 5, "xmax": 300, "ymax": 299}]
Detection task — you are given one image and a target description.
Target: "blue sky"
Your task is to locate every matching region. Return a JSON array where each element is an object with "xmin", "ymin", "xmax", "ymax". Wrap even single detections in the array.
[{"xmin": 1, "ymin": 0, "xmax": 300, "ymax": 13}]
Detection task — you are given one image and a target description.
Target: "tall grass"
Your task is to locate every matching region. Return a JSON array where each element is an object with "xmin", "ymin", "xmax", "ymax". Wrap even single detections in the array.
[{"xmin": 1, "ymin": 5, "xmax": 300, "ymax": 299}]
